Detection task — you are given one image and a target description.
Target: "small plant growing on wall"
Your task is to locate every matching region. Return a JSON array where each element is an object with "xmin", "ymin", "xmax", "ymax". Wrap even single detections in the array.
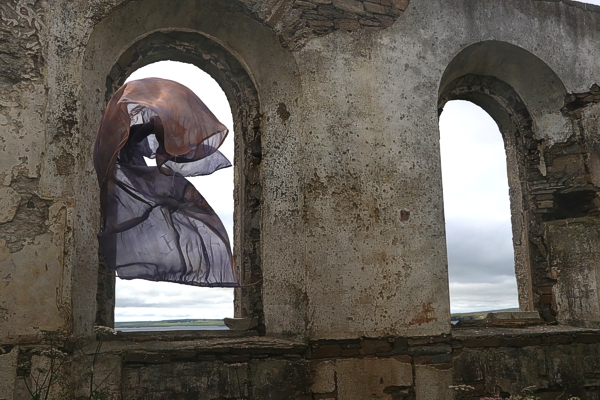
[
  {"xmin": 21, "ymin": 326, "xmax": 118, "ymax": 400},
  {"xmin": 450, "ymin": 384, "xmax": 582, "ymax": 400},
  {"xmin": 22, "ymin": 329, "xmax": 68, "ymax": 400},
  {"xmin": 229, "ymin": 362, "xmax": 254, "ymax": 400}
]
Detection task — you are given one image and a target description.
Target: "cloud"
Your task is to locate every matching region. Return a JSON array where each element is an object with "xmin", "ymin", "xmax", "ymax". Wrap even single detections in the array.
[
  {"xmin": 440, "ymin": 100, "xmax": 519, "ymax": 312},
  {"xmin": 445, "ymin": 219, "xmax": 515, "ymax": 283},
  {"xmin": 449, "ymin": 280, "xmax": 519, "ymax": 314},
  {"xmin": 116, "ymin": 280, "xmax": 234, "ymax": 308}
]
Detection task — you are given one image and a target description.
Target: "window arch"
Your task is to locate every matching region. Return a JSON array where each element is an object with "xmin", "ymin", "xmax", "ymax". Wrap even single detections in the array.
[
  {"xmin": 439, "ymin": 41, "xmax": 573, "ymax": 322},
  {"xmin": 94, "ymin": 31, "xmax": 264, "ymax": 333}
]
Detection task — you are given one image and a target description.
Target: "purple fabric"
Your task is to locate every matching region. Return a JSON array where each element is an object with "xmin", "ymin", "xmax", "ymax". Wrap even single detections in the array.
[{"xmin": 93, "ymin": 78, "xmax": 238, "ymax": 287}]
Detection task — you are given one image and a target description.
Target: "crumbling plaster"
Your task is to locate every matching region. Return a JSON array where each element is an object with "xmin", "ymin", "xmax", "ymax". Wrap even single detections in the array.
[{"xmin": 1, "ymin": 0, "xmax": 600, "ymax": 397}]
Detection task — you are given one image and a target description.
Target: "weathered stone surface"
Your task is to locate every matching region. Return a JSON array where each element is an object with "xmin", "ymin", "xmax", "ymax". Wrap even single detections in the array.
[
  {"xmin": 337, "ymin": 358, "xmax": 413, "ymax": 399},
  {"xmin": 545, "ymin": 218, "xmax": 600, "ymax": 327},
  {"xmin": 311, "ymin": 360, "xmax": 336, "ymax": 393},
  {"xmin": 415, "ymin": 364, "xmax": 453, "ymax": 400},
  {"xmin": 0, "ymin": 187, "xmax": 20, "ymax": 224},
  {"xmin": 0, "ymin": 200, "xmax": 72, "ymax": 341},
  {"xmin": 0, "ymin": 348, "xmax": 17, "ymax": 400},
  {"xmin": 223, "ymin": 317, "xmax": 259, "ymax": 331},
  {"xmin": 582, "ymin": 103, "xmax": 600, "ymax": 187},
  {"xmin": 2, "ymin": 0, "xmax": 600, "ymax": 397}
]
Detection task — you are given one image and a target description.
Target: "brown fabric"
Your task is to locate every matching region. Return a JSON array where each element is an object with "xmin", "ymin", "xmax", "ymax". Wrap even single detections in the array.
[{"xmin": 93, "ymin": 78, "xmax": 238, "ymax": 287}]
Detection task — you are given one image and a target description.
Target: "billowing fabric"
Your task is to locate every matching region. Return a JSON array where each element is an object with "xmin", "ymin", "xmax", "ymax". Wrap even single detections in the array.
[{"xmin": 93, "ymin": 78, "xmax": 238, "ymax": 287}]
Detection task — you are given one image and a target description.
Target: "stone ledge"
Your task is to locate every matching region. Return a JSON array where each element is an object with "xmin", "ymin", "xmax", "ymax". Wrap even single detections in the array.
[
  {"xmin": 96, "ymin": 336, "xmax": 306, "ymax": 357},
  {"xmin": 106, "ymin": 329, "xmax": 257, "ymax": 342},
  {"xmin": 453, "ymin": 325, "xmax": 600, "ymax": 348}
]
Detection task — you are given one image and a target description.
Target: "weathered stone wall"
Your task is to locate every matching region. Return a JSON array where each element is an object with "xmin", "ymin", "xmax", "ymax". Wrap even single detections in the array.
[
  {"xmin": 4, "ymin": 326, "xmax": 600, "ymax": 399},
  {"xmin": 1, "ymin": 0, "xmax": 600, "ymax": 397}
]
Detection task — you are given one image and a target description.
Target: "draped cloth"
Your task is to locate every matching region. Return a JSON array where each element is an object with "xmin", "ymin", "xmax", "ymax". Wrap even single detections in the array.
[{"xmin": 93, "ymin": 78, "xmax": 238, "ymax": 287}]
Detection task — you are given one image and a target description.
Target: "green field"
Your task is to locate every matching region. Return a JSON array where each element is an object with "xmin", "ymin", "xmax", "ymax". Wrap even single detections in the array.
[
  {"xmin": 114, "ymin": 319, "xmax": 226, "ymax": 328},
  {"xmin": 451, "ymin": 308, "xmax": 519, "ymax": 322}
]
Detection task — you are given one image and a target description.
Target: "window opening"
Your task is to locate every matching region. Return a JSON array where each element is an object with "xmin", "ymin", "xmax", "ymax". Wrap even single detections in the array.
[
  {"xmin": 100, "ymin": 61, "xmax": 236, "ymax": 331},
  {"xmin": 439, "ymin": 100, "xmax": 519, "ymax": 319}
]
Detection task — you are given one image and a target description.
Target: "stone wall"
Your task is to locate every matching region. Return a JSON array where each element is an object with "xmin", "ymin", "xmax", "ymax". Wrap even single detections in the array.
[
  {"xmin": 1, "ymin": 0, "xmax": 600, "ymax": 398},
  {"xmin": 4, "ymin": 326, "xmax": 600, "ymax": 399}
]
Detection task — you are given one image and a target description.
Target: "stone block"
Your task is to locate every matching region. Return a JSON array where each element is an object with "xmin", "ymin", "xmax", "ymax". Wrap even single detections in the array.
[
  {"xmin": 364, "ymin": 2, "xmax": 387, "ymax": 14},
  {"xmin": 296, "ymin": 0, "xmax": 318, "ymax": 9},
  {"xmin": 1, "ymin": 197, "xmax": 73, "ymax": 340},
  {"xmin": 0, "ymin": 348, "xmax": 17, "ymax": 400},
  {"xmin": 0, "ymin": 187, "xmax": 20, "ymax": 224},
  {"xmin": 361, "ymin": 339, "xmax": 392, "ymax": 355},
  {"xmin": 311, "ymin": 343, "xmax": 343, "ymax": 358},
  {"xmin": 332, "ymin": 0, "xmax": 364, "ymax": 14},
  {"xmin": 224, "ymin": 317, "xmax": 258, "ymax": 331},
  {"xmin": 541, "ymin": 335, "xmax": 573, "ymax": 345},
  {"xmin": 499, "ymin": 336, "xmax": 542, "ymax": 347},
  {"xmin": 336, "ymin": 19, "xmax": 361, "ymax": 30},
  {"xmin": 415, "ymin": 365, "xmax": 453, "ymax": 400},
  {"xmin": 408, "ymin": 344, "xmax": 452, "ymax": 356},
  {"xmin": 337, "ymin": 358, "xmax": 412, "ymax": 399},
  {"xmin": 311, "ymin": 360, "xmax": 336, "ymax": 393},
  {"xmin": 545, "ymin": 218, "xmax": 600, "ymax": 327},
  {"xmin": 391, "ymin": 0, "xmax": 409, "ymax": 11}
]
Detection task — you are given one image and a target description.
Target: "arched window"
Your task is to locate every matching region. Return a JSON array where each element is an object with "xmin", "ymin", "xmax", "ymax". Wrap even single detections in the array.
[
  {"xmin": 91, "ymin": 31, "xmax": 265, "ymax": 335},
  {"xmin": 439, "ymin": 100, "xmax": 519, "ymax": 316},
  {"xmin": 107, "ymin": 61, "xmax": 236, "ymax": 328}
]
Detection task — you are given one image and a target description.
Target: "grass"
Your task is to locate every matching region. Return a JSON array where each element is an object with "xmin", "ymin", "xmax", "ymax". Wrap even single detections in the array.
[
  {"xmin": 114, "ymin": 319, "xmax": 226, "ymax": 328},
  {"xmin": 451, "ymin": 308, "xmax": 519, "ymax": 322}
]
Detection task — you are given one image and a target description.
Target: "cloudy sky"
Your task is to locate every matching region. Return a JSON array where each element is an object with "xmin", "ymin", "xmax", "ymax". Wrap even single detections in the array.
[{"xmin": 439, "ymin": 101, "xmax": 518, "ymax": 313}]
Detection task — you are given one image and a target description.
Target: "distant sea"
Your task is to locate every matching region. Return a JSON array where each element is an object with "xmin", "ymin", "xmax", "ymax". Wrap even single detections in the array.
[
  {"xmin": 116, "ymin": 325, "xmax": 229, "ymax": 332},
  {"xmin": 114, "ymin": 318, "xmax": 228, "ymax": 332}
]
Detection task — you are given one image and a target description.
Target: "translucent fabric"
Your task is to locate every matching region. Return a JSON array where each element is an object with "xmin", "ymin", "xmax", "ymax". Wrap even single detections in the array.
[{"xmin": 93, "ymin": 78, "xmax": 238, "ymax": 287}]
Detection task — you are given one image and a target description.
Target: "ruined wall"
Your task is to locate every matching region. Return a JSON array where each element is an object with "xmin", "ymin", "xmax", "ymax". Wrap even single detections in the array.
[{"xmin": 1, "ymin": 0, "xmax": 600, "ymax": 398}]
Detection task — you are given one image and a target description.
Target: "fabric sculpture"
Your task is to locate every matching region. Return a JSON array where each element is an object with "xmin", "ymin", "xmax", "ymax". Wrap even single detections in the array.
[{"xmin": 93, "ymin": 77, "xmax": 238, "ymax": 287}]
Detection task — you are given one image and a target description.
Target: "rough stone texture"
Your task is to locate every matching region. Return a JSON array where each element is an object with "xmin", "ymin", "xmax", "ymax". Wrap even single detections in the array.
[
  {"xmin": 415, "ymin": 364, "xmax": 453, "ymax": 400},
  {"xmin": 0, "ymin": 187, "xmax": 21, "ymax": 224},
  {"xmin": 450, "ymin": 326, "xmax": 600, "ymax": 398},
  {"xmin": 336, "ymin": 358, "xmax": 413, "ymax": 399},
  {"xmin": 1, "ymin": 0, "xmax": 600, "ymax": 397},
  {"xmin": 311, "ymin": 360, "xmax": 336, "ymax": 394},
  {"xmin": 0, "ymin": 200, "xmax": 72, "ymax": 341},
  {"xmin": 582, "ymin": 102, "xmax": 600, "ymax": 188},
  {"xmin": 545, "ymin": 218, "xmax": 600, "ymax": 327},
  {"xmin": 239, "ymin": 0, "xmax": 411, "ymax": 50},
  {"xmin": 0, "ymin": 347, "xmax": 17, "ymax": 400},
  {"xmin": 3, "ymin": 326, "xmax": 599, "ymax": 399}
]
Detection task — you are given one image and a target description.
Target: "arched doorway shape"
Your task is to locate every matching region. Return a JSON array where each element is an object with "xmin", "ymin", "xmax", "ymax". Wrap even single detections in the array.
[
  {"xmin": 96, "ymin": 30, "xmax": 263, "ymax": 331},
  {"xmin": 439, "ymin": 41, "xmax": 572, "ymax": 322},
  {"xmin": 77, "ymin": 0, "xmax": 304, "ymax": 339}
]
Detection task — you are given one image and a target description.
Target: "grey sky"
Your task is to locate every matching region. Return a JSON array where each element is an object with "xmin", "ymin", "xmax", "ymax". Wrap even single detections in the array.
[{"xmin": 440, "ymin": 100, "xmax": 518, "ymax": 313}]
